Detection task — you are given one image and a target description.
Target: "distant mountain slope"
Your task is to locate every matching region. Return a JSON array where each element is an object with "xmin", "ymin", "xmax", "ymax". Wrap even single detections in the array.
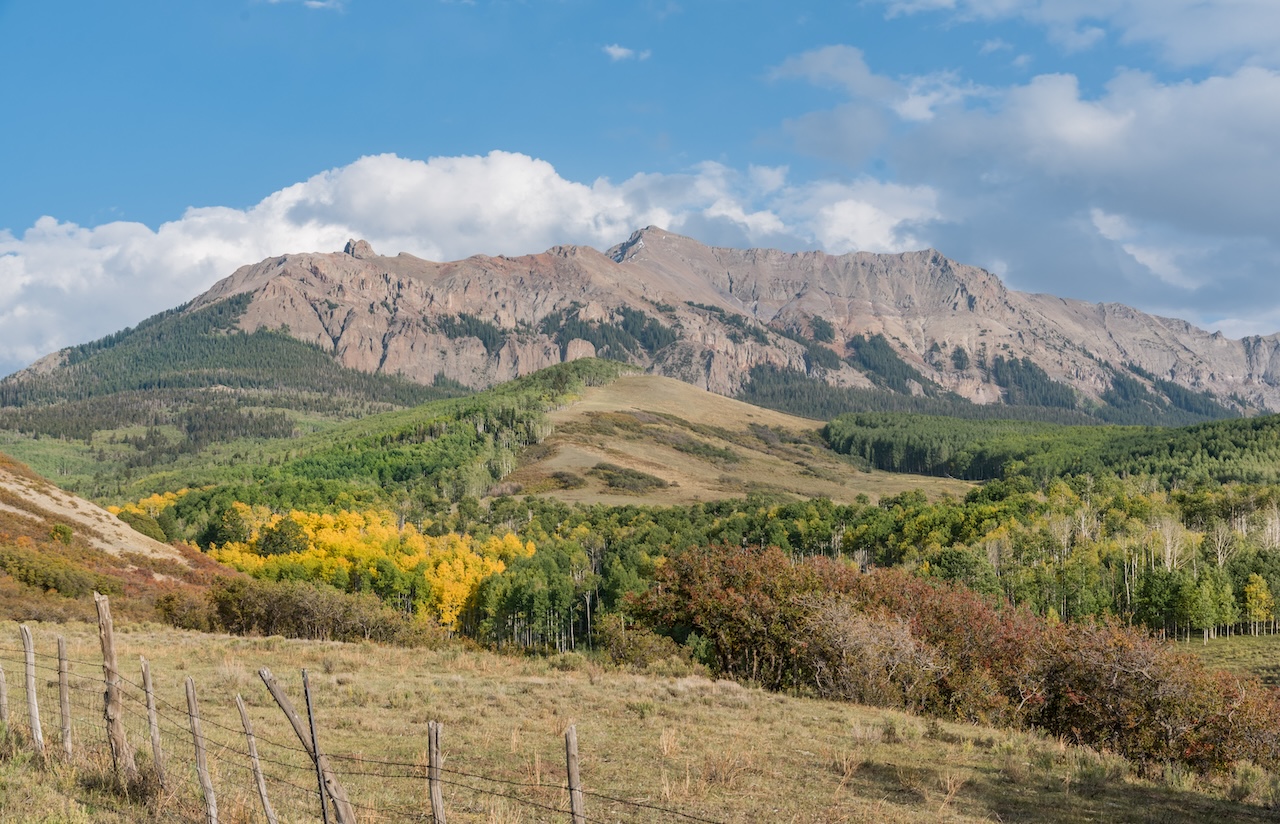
[{"xmin": 10, "ymin": 228, "xmax": 1280, "ymax": 427}]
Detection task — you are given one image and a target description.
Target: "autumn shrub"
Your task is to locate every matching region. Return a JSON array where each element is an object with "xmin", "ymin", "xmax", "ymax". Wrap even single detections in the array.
[
  {"xmin": 593, "ymin": 612, "xmax": 690, "ymax": 669},
  {"xmin": 628, "ymin": 544, "xmax": 856, "ymax": 689},
  {"xmin": 208, "ymin": 576, "xmax": 441, "ymax": 647},
  {"xmin": 588, "ymin": 463, "xmax": 668, "ymax": 492},
  {"xmin": 1023, "ymin": 618, "xmax": 1280, "ymax": 771},
  {"xmin": 802, "ymin": 598, "xmax": 944, "ymax": 711},
  {"xmin": 0, "ymin": 544, "xmax": 120, "ymax": 599},
  {"xmin": 154, "ymin": 588, "xmax": 215, "ymax": 632},
  {"xmin": 625, "ymin": 542, "xmax": 1280, "ymax": 774}
]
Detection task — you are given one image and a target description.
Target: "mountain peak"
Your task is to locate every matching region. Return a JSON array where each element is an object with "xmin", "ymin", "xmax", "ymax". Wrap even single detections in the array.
[{"xmin": 343, "ymin": 238, "xmax": 378, "ymax": 259}]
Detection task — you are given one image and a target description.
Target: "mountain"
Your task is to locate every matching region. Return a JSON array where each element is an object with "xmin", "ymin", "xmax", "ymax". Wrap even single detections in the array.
[
  {"xmin": 182, "ymin": 228, "xmax": 1280, "ymax": 416},
  {"xmin": 8, "ymin": 228, "xmax": 1280, "ymax": 427}
]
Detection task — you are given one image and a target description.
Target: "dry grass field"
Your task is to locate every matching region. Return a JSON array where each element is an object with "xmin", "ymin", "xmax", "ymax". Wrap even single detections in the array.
[
  {"xmin": 503, "ymin": 375, "xmax": 972, "ymax": 506},
  {"xmin": 0, "ymin": 619, "xmax": 1276, "ymax": 824}
]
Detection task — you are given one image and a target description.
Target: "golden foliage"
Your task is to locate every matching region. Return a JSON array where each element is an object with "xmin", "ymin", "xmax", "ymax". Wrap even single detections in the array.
[{"xmin": 211, "ymin": 507, "xmax": 535, "ymax": 631}]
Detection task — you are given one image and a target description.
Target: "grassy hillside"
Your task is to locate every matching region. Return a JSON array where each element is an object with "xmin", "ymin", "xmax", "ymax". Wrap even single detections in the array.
[
  {"xmin": 505, "ymin": 374, "xmax": 972, "ymax": 506},
  {"xmin": 0, "ymin": 620, "xmax": 1276, "ymax": 823}
]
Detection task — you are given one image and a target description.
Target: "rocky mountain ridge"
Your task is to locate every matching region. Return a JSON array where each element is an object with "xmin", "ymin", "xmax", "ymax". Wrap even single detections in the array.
[{"xmin": 128, "ymin": 227, "xmax": 1280, "ymax": 413}]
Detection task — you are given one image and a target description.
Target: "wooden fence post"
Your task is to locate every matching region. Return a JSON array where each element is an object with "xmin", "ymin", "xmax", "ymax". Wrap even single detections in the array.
[
  {"xmin": 236, "ymin": 694, "xmax": 279, "ymax": 824},
  {"xmin": 186, "ymin": 677, "xmax": 218, "ymax": 824},
  {"xmin": 58, "ymin": 636, "xmax": 71, "ymax": 760},
  {"xmin": 20, "ymin": 625, "xmax": 44, "ymax": 757},
  {"xmin": 428, "ymin": 721, "xmax": 446, "ymax": 823},
  {"xmin": 303, "ymin": 670, "xmax": 331, "ymax": 824},
  {"xmin": 565, "ymin": 725, "xmax": 584, "ymax": 824},
  {"xmin": 140, "ymin": 656, "xmax": 165, "ymax": 788},
  {"xmin": 258, "ymin": 667, "xmax": 357, "ymax": 824},
  {"xmin": 94, "ymin": 592, "xmax": 138, "ymax": 785},
  {"xmin": 0, "ymin": 657, "xmax": 10, "ymax": 728}
]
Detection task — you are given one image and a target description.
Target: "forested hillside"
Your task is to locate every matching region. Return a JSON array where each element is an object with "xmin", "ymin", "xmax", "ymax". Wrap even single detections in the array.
[
  {"xmin": 824, "ymin": 410, "xmax": 1280, "ymax": 487},
  {"xmin": 0, "ymin": 294, "xmax": 468, "ymax": 496}
]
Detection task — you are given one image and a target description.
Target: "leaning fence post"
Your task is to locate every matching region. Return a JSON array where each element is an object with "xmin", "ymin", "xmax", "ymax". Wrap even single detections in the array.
[
  {"xmin": 237, "ymin": 694, "xmax": 279, "ymax": 824},
  {"xmin": 140, "ymin": 656, "xmax": 165, "ymax": 789},
  {"xmin": 20, "ymin": 625, "xmax": 44, "ymax": 757},
  {"xmin": 94, "ymin": 592, "xmax": 138, "ymax": 785},
  {"xmin": 258, "ymin": 667, "xmax": 357, "ymax": 824},
  {"xmin": 565, "ymin": 725, "xmax": 585, "ymax": 824},
  {"xmin": 58, "ymin": 636, "xmax": 72, "ymax": 760},
  {"xmin": 186, "ymin": 677, "xmax": 218, "ymax": 824},
  {"xmin": 428, "ymin": 720, "xmax": 446, "ymax": 823}
]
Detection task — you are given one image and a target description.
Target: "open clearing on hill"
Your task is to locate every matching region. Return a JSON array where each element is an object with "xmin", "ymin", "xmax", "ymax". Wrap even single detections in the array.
[
  {"xmin": 1192, "ymin": 633, "xmax": 1280, "ymax": 688},
  {"xmin": 0, "ymin": 620, "xmax": 1274, "ymax": 823},
  {"xmin": 504, "ymin": 375, "xmax": 972, "ymax": 506}
]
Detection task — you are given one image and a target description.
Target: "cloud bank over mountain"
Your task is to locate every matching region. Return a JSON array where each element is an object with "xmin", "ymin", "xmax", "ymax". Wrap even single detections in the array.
[{"xmin": 0, "ymin": 152, "xmax": 941, "ymax": 375}]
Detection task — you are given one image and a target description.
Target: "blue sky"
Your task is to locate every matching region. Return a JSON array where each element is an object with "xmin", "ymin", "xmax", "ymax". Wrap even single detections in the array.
[{"xmin": 1, "ymin": 0, "xmax": 1278, "ymax": 375}]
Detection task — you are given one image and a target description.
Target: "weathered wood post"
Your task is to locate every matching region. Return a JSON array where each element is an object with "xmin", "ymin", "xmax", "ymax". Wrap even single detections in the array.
[
  {"xmin": 94, "ymin": 592, "xmax": 138, "ymax": 785},
  {"xmin": 20, "ymin": 625, "xmax": 44, "ymax": 757},
  {"xmin": 186, "ymin": 677, "xmax": 217, "ymax": 824},
  {"xmin": 428, "ymin": 720, "xmax": 446, "ymax": 823},
  {"xmin": 0, "ymin": 660, "xmax": 8, "ymax": 727},
  {"xmin": 303, "ymin": 670, "xmax": 331, "ymax": 824},
  {"xmin": 565, "ymin": 725, "xmax": 584, "ymax": 824},
  {"xmin": 236, "ymin": 694, "xmax": 279, "ymax": 824},
  {"xmin": 258, "ymin": 667, "xmax": 356, "ymax": 824},
  {"xmin": 140, "ymin": 656, "xmax": 165, "ymax": 788},
  {"xmin": 57, "ymin": 636, "xmax": 72, "ymax": 759}
]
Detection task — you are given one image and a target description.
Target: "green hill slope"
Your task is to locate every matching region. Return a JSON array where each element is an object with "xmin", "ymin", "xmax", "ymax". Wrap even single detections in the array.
[{"xmin": 0, "ymin": 295, "xmax": 468, "ymax": 497}]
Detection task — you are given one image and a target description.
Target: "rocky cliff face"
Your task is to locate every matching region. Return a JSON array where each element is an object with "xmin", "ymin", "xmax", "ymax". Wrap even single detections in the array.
[{"xmin": 188, "ymin": 227, "xmax": 1280, "ymax": 412}]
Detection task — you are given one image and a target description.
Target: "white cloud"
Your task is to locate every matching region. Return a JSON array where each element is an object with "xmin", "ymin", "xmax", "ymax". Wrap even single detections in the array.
[
  {"xmin": 603, "ymin": 44, "xmax": 650, "ymax": 62},
  {"xmin": 979, "ymin": 38, "xmax": 1011, "ymax": 55},
  {"xmin": 775, "ymin": 46, "xmax": 1280, "ymax": 336},
  {"xmin": 0, "ymin": 152, "xmax": 939, "ymax": 375},
  {"xmin": 872, "ymin": 0, "xmax": 1280, "ymax": 68},
  {"xmin": 787, "ymin": 180, "xmax": 942, "ymax": 254},
  {"xmin": 266, "ymin": 0, "xmax": 344, "ymax": 9}
]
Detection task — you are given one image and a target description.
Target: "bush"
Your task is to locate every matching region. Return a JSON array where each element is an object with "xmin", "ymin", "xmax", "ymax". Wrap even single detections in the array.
[
  {"xmin": 117, "ymin": 510, "xmax": 168, "ymax": 543},
  {"xmin": 588, "ymin": 463, "xmax": 668, "ymax": 492},
  {"xmin": 207, "ymin": 576, "xmax": 442, "ymax": 647},
  {"xmin": 593, "ymin": 612, "xmax": 690, "ymax": 669},
  {"xmin": 625, "ymin": 544, "xmax": 1280, "ymax": 773},
  {"xmin": 803, "ymin": 598, "xmax": 944, "ymax": 711},
  {"xmin": 155, "ymin": 589, "xmax": 215, "ymax": 632}
]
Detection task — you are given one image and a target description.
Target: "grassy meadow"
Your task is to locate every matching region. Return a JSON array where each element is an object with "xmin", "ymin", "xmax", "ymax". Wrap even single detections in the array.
[
  {"xmin": 507, "ymin": 375, "xmax": 972, "ymax": 506},
  {"xmin": 0, "ymin": 619, "xmax": 1277, "ymax": 824},
  {"xmin": 1191, "ymin": 632, "xmax": 1280, "ymax": 688}
]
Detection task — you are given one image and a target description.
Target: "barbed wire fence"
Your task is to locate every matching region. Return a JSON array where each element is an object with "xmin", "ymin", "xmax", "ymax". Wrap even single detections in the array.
[{"xmin": 0, "ymin": 593, "xmax": 732, "ymax": 824}]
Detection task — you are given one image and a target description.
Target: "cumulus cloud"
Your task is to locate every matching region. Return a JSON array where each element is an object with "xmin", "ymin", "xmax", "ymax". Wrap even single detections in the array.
[
  {"xmin": 0, "ymin": 152, "xmax": 938, "ymax": 375},
  {"xmin": 871, "ymin": 0, "xmax": 1280, "ymax": 68},
  {"xmin": 775, "ymin": 46, "xmax": 1280, "ymax": 337}
]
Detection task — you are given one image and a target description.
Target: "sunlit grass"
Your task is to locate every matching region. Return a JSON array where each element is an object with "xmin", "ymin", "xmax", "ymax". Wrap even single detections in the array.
[{"xmin": 0, "ymin": 620, "xmax": 1273, "ymax": 823}]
